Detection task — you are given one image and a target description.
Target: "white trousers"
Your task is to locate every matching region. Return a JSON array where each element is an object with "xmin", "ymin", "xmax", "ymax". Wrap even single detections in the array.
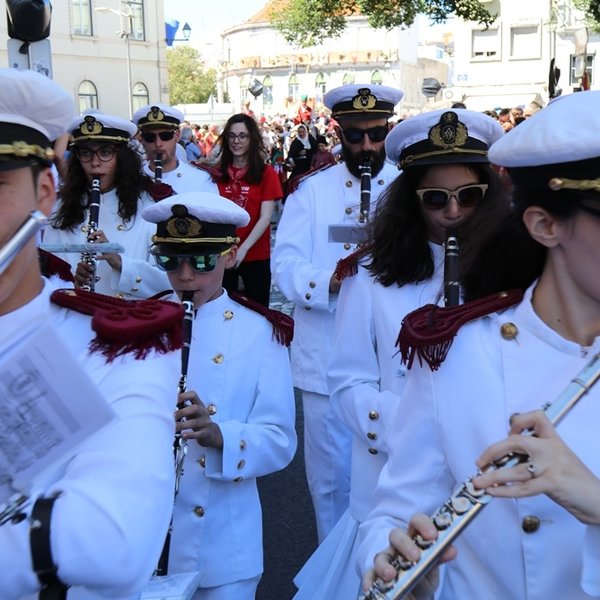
[
  {"xmin": 191, "ymin": 575, "xmax": 260, "ymax": 600},
  {"xmin": 301, "ymin": 390, "xmax": 352, "ymax": 543}
]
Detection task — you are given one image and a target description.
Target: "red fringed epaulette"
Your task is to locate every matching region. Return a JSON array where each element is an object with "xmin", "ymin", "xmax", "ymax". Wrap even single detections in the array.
[
  {"xmin": 333, "ymin": 245, "xmax": 373, "ymax": 281},
  {"xmin": 286, "ymin": 163, "xmax": 334, "ymax": 196},
  {"xmin": 39, "ymin": 249, "xmax": 74, "ymax": 283},
  {"xmin": 51, "ymin": 289, "xmax": 184, "ymax": 361},
  {"xmin": 397, "ymin": 289, "xmax": 523, "ymax": 372},
  {"xmin": 148, "ymin": 181, "xmax": 176, "ymax": 202},
  {"xmin": 231, "ymin": 292, "xmax": 294, "ymax": 347},
  {"xmin": 190, "ymin": 161, "xmax": 222, "ymax": 182}
]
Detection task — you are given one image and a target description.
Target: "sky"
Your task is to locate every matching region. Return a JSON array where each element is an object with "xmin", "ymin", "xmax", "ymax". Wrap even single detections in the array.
[{"xmin": 164, "ymin": 0, "xmax": 268, "ymax": 49}]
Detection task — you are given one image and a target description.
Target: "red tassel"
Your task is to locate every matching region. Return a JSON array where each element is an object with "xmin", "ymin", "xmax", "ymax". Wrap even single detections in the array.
[
  {"xmin": 39, "ymin": 249, "xmax": 74, "ymax": 283},
  {"xmin": 397, "ymin": 289, "xmax": 523, "ymax": 371},
  {"xmin": 333, "ymin": 245, "xmax": 372, "ymax": 281},
  {"xmin": 148, "ymin": 182, "xmax": 176, "ymax": 201},
  {"xmin": 51, "ymin": 289, "xmax": 184, "ymax": 361},
  {"xmin": 190, "ymin": 162, "xmax": 222, "ymax": 182},
  {"xmin": 231, "ymin": 292, "xmax": 294, "ymax": 347}
]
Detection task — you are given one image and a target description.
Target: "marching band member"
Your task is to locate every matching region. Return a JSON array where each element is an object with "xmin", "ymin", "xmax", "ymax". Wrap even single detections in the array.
[
  {"xmin": 273, "ymin": 83, "xmax": 403, "ymax": 544},
  {"xmin": 133, "ymin": 104, "xmax": 217, "ymax": 197},
  {"xmin": 360, "ymin": 91, "xmax": 600, "ymax": 599},
  {"xmin": 142, "ymin": 192, "xmax": 297, "ymax": 600},
  {"xmin": 44, "ymin": 110, "xmax": 171, "ymax": 297},
  {"xmin": 293, "ymin": 109, "xmax": 507, "ymax": 598},
  {"xmin": 0, "ymin": 69, "xmax": 180, "ymax": 600}
]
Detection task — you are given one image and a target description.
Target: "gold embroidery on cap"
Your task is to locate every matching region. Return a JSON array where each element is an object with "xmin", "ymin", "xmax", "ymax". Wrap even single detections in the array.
[
  {"xmin": 166, "ymin": 205, "xmax": 203, "ymax": 238},
  {"xmin": 429, "ymin": 111, "xmax": 468, "ymax": 149},
  {"xmin": 80, "ymin": 115, "xmax": 103, "ymax": 136},
  {"xmin": 352, "ymin": 88, "xmax": 377, "ymax": 111},
  {"xmin": 147, "ymin": 106, "xmax": 165, "ymax": 123},
  {"xmin": 548, "ymin": 177, "xmax": 600, "ymax": 192}
]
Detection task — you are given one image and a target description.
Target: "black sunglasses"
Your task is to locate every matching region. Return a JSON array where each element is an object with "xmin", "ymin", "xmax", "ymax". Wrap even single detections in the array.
[
  {"xmin": 415, "ymin": 184, "xmax": 488, "ymax": 210},
  {"xmin": 341, "ymin": 125, "xmax": 388, "ymax": 144},
  {"xmin": 151, "ymin": 248, "xmax": 231, "ymax": 273},
  {"xmin": 141, "ymin": 130, "xmax": 176, "ymax": 143}
]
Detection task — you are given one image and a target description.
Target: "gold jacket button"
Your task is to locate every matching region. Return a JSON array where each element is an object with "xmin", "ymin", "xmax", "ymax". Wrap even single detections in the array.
[
  {"xmin": 207, "ymin": 404, "xmax": 217, "ymax": 416},
  {"xmin": 344, "ymin": 243, "xmax": 351, "ymax": 250},
  {"xmin": 212, "ymin": 353, "xmax": 224, "ymax": 364},
  {"xmin": 198, "ymin": 456, "xmax": 206, "ymax": 468},
  {"xmin": 135, "ymin": 276, "xmax": 142, "ymax": 283},
  {"xmin": 368, "ymin": 410, "xmax": 379, "ymax": 421},
  {"xmin": 131, "ymin": 287, "xmax": 139, "ymax": 292},
  {"xmin": 345, "ymin": 207, "xmax": 353, "ymax": 214},
  {"xmin": 224, "ymin": 310, "xmax": 234, "ymax": 320},
  {"xmin": 304, "ymin": 305, "xmax": 312, "ymax": 311},
  {"xmin": 345, "ymin": 180, "xmax": 352, "ymax": 188},
  {"xmin": 522, "ymin": 515, "xmax": 541, "ymax": 533},
  {"xmin": 234, "ymin": 476, "xmax": 243, "ymax": 483},
  {"xmin": 237, "ymin": 459, "xmax": 246, "ymax": 470},
  {"xmin": 368, "ymin": 448, "xmax": 378, "ymax": 455},
  {"xmin": 240, "ymin": 439, "xmax": 247, "ymax": 450},
  {"xmin": 117, "ymin": 224, "xmax": 125, "ymax": 231},
  {"xmin": 116, "ymin": 293, "xmax": 124, "ymax": 299},
  {"xmin": 193, "ymin": 506, "xmax": 205, "ymax": 517},
  {"xmin": 305, "ymin": 292, "xmax": 311, "ymax": 300},
  {"xmin": 367, "ymin": 432, "xmax": 378, "ymax": 441},
  {"xmin": 177, "ymin": 172, "xmax": 182, "ymax": 177},
  {"xmin": 500, "ymin": 322, "xmax": 518, "ymax": 341},
  {"xmin": 309, "ymin": 281, "xmax": 316, "ymax": 288},
  {"xmin": 378, "ymin": 179, "xmax": 384, "ymax": 185}
]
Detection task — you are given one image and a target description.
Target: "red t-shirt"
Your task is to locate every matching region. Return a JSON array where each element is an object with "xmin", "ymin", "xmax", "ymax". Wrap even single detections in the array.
[{"xmin": 217, "ymin": 164, "xmax": 282, "ymax": 261}]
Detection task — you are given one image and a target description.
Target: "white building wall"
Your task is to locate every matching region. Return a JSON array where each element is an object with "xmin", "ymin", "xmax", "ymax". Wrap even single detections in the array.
[{"xmin": 0, "ymin": 0, "xmax": 168, "ymax": 119}]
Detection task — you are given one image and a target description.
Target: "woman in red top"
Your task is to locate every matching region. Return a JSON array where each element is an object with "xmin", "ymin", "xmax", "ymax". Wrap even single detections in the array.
[{"xmin": 213, "ymin": 113, "xmax": 283, "ymax": 306}]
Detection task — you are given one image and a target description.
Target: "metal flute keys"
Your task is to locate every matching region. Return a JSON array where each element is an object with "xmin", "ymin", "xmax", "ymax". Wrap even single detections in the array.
[
  {"xmin": 81, "ymin": 178, "xmax": 101, "ymax": 292},
  {"xmin": 358, "ymin": 160, "xmax": 372, "ymax": 223},
  {"xmin": 0, "ymin": 211, "xmax": 47, "ymax": 276},
  {"xmin": 361, "ymin": 352, "xmax": 600, "ymax": 600},
  {"xmin": 155, "ymin": 291, "xmax": 195, "ymax": 577},
  {"xmin": 443, "ymin": 230, "xmax": 459, "ymax": 307}
]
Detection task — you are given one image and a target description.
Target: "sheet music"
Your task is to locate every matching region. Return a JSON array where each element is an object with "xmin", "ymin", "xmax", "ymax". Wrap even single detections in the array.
[
  {"xmin": 0, "ymin": 325, "xmax": 115, "ymax": 503},
  {"xmin": 141, "ymin": 572, "xmax": 203, "ymax": 600}
]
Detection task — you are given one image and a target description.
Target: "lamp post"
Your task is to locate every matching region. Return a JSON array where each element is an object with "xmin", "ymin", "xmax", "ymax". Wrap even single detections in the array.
[
  {"xmin": 165, "ymin": 22, "xmax": 192, "ymax": 45},
  {"xmin": 94, "ymin": 4, "xmax": 134, "ymax": 119}
]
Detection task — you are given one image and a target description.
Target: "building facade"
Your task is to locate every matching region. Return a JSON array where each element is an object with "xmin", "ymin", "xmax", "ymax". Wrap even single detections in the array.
[{"xmin": 0, "ymin": 0, "xmax": 168, "ymax": 119}]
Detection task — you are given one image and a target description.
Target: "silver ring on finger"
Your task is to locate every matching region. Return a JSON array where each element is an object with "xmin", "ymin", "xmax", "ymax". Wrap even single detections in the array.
[{"xmin": 526, "ymin": 462, "xmax": 538, "ymax": 479}]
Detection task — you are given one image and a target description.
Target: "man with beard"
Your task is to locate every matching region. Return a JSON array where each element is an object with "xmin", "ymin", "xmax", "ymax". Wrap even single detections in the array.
[
  {"xmin": 133, "ymin": 104, "xmax": 217, "ymax": 197},
  {"xmin": 272, "ymin": 84, "xmax": 403, "ymax": 543}
]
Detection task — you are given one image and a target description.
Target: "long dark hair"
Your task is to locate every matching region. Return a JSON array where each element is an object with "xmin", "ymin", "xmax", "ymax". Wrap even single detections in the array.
[
  {"xmin": 366, "ymin": 164, "xmax": 511, "ymax": 287},
  {"xmin": 53, "ymin": 143, "xmax": 151, "ymax": 231},
  {"xmin": 460, "ymin": 183, "xmax": 589, "ymax": 301},
  {"xmin": 216, "ymin": 113, "xmax": 266, "ymax": 184}
]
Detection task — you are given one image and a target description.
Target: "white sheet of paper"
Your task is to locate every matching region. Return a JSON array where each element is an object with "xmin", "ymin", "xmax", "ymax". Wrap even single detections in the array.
[
  {"xmin": 141, "ymin": 572, "xmax": 203, "ymax": 600},
  {"xmin": 0, "ymin": 324, "xmax": 115, "ymax": 503},
  {"xmin": 328, "ymin": 223, "xmax": 368, "ymax": 244}
]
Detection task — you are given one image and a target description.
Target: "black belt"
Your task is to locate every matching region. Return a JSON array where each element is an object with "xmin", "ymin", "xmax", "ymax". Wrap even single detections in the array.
[{"xmin": 30, "ymin": 495, "xmax": 69, "ymax": 600}]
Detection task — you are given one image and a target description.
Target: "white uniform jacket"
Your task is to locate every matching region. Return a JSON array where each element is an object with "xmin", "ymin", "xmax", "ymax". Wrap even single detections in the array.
[
  {"xmin": 44, "ymin": 189, "xmax": 170, "ymax": 298},
  {"xmin": 0, "ymin": 278, "xmax": 179, "ymax": 599},
  {"xmin": 328, "ymin": 246, "xmax": 444, "ymax": 522},
  {"xmin": 142, "ymin": 160, "xmax": 218, "ymax": 196},
  {"xmin": 359, "ymin": 284, "xmax": 600, "ymax": 599},
  {"xmin": 169, "ymin": 291, "xmax": 297, "ymax": 588},
  {"xmin": 272, "ymin": 161, "xmax": 398, "ymax": 394}
]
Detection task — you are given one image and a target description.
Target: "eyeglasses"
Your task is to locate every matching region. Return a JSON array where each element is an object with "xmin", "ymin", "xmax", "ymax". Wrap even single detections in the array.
[
  {"xmin": 227, "ymin": 132, "xmax": 250, "ymax": 142},
  {"xmin": 415, "ymin": 184, "xmax": 488, "ymax": 210},
  {"xmin": 141, "ymin": 130, "xmax": 176, "ymax": 143},
  {"xmin": 151, "ymin": 248, "xmax": 231, "ymax": 273},
  {"xmin": 340, "ymin": 126, "xmax": 388, "ymax": 144},
  {"xmin": 74, "ymin": 146, "xmax": 116, "ymax": 163}
]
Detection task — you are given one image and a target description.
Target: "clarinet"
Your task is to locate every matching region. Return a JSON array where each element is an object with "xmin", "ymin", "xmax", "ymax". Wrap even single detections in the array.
[
  {"xmin": 361, "ymin": 351, "xmax": 600, "ymax": 600},
  {"xmin": 443, "ymin": 230, "xmax": 459, "ymax": 307},
  {"xmin": 80, "ymin": 178, "xmax": 101, "ymax": 292},
  {"xmin": 358, "ymin": 159, "xmax": 372, "ymax": 223},
  {"xmin": 0, "ymin": 211, "xmax": 47, "ymax": 276},
  {"xmin": 155, "ymin": 291, "xmax": 194, "ymax": 576},
  {"xmin": 154, "ymin": 152, "xmax": 163, "ymax": 183}
]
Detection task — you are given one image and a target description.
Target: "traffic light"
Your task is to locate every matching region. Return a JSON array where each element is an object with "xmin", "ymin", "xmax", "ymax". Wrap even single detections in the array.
[{"xmin": 6, "ymin": 0, "xmax": 52, "ymax": 43}]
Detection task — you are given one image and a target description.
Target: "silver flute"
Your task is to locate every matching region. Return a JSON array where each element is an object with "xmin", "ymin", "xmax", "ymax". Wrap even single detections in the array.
[
  {"xmin": 0, "ymin": 210, "xmax": 47, "ymax": 276},
  {"xmin": 80, "ymin": 178, "xmax": 101, "ymax": 292},
  {"xmin": 358, "ymin": 159, "xmax": 372, "ymax": 223},
  {"xmin": 361, "ymin": 351, "xmax": 600, "ymax": 600}
]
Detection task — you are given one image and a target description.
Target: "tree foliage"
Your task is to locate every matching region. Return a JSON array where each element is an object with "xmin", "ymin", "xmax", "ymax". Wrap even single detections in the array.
[
  {"xmin": 573, "ymin": 0, "xmax": 600, "ymax": 31},
  {"xmin": 270, "ymin": 0, "xmax": 497, "ymax": 47},
  {"xmin": 167, "ymin": 46, "xmax": 216, "ymax": 105}
]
